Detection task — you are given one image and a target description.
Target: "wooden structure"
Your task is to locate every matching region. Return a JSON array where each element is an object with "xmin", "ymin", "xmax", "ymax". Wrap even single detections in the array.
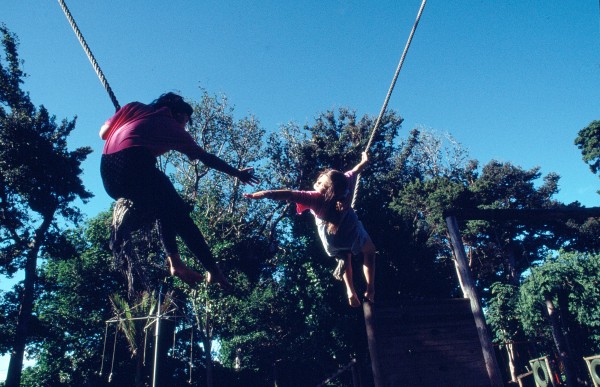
[
  {"xmin": 528, "ymin": 356, "xmax": 556, "ymax": 387},
  {"xmin": 446, "ymin": 207, "xmax": 600, "ymax": 386},
  {"xmin": 363, "ymin": 207, "xmax": 599, "ymax": 386},
  {"xmin": 584, "ymin": 355, "xmax": 600, "ymax": 387},
  {"xmin": 364, "ymin": 299, "xmax": 491, "ymax": 386}
]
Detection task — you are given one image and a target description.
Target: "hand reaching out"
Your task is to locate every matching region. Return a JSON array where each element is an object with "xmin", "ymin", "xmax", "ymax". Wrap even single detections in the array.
[
  {"xmin": 237, "ymin": 168, "xmax": 260, "ymax": 186},
  {"xmin": 243, "ymin": 191, "xmax": 267, "ymax": 199}
]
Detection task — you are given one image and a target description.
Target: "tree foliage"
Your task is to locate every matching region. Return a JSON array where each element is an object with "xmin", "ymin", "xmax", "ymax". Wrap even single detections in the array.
[
  {"xmin": 0, "ymin": 24, "xmax": 92, "ymax": 387},
  {"xmin": 575, "ymin": 119, "xmax": 600, "ymax": 177}
]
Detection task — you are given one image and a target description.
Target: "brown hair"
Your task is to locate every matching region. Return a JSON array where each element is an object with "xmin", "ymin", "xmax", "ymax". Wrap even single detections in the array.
[
  {"xmin": 318, "ymin": 169, "xmax": 349, "ymax": 235},
  {"xmin": 151, "ymin": 92, "xmax": 194, "ymax": 124}
]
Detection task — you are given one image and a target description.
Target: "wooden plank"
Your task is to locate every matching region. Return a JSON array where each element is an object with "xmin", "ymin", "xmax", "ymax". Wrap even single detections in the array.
[
  {"xmin": 444, "ymin": 207, "xmax": 600, "ymax": 222},
  {"xmin": 364, "ymin": 299, "xmax": 494, "ymax": 387}
]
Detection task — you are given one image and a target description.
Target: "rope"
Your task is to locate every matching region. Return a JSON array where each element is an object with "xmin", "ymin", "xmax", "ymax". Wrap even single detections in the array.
[
  {"xmin": 57, "ymin": 0, "xmax": 120, "ymax": 111},
  {"xmin": 351, "ymin": 0, "xmax": 427, "ymax": 208}
]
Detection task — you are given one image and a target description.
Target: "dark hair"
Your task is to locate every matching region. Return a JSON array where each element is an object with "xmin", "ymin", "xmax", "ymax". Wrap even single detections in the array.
[
  {"xmin": 151, "ymin": 92, "xmax": 193, "ymax": 122},
  {"xmin": 318, "ymin": 169, "xmax": 350, "ymax": 235}
]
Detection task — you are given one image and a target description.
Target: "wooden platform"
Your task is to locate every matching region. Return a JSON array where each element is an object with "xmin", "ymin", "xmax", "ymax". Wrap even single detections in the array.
[{"xmin": 364, "ymin": 298, "xmax": 491, "ymax": 387}]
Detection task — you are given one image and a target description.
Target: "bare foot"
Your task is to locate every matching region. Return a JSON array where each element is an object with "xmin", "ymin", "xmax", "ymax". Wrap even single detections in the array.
[
  {"xmin": 168, "ymin": 255, "xmax": 203, "ymax": 286},
  {"xmin": 170, "ymin": 265, "xmax": 204, "ymax": 286},
  {"xmin": 348, "ymin": 294, "xmax": 361, "ymax": 308}
]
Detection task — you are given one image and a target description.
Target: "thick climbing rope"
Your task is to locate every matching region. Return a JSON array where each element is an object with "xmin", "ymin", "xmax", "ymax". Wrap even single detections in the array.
[
  {"xmin": 57, "ymin": 0, "xmax": 120, "ymax": 111},
  {"xmin": 351, "ymin": 0, "xmax": 427, "ymax": 208}
]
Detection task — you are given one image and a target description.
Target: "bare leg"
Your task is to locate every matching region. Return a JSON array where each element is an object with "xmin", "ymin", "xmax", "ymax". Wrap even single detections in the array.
[
  {"xmin": 342, "ymin": 253, "xmax": 361, "ymax": 307},
  {"xmin": 362, "ymin": 238, "xmax": 377, "ymax": 303},
  {"xmin": 168, "ymin": 254, "xmax": 232, "ymax": 291},
  {"xmin": 167, "ymin": 254, "xmax": 204, "ymax": 286}
]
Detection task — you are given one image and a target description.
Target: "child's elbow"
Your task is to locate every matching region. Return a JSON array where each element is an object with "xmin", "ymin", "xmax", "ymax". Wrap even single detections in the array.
[{"xmin": 99, "ymin": 124, "xmax": 110, "ymax": 139}]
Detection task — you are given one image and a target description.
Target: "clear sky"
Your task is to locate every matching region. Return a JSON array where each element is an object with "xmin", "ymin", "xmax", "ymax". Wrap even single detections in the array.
[
  {"xmin": 2, "ymin": 1, "xmax": 599, "ymax": 218},
  {"xmin": 1, "ymin": 1, "xmax": 599, "ymax": 379}
]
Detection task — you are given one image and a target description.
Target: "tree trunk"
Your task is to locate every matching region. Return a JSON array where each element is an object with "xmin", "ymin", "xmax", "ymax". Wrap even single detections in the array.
[
  {"xmin": 556, "ymin": 291, "xmax": 586, "ymax": 385},
  {"xmin": 506, "ymin": 342, "xmax": 518, "ymax": 383},
  {"xmin": 5, "ymin": 214, "xmax": 54, "ymax": 387},
  {"xmin": 505, "ymin": 246, "xmax": 519, "ymax": 286},
  {"xmin": 544, "ymin": 294, "xmax": 576, "ymax": 385}
]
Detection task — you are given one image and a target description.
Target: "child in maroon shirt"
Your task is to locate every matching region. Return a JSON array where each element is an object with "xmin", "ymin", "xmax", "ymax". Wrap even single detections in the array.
[
  {"xmin": 100, "ymin": 92, "xmax": 258, "ymax": 289},
  {"xmin": 245, "ymin": 152, "xmax": 376, "ymax": 306}
]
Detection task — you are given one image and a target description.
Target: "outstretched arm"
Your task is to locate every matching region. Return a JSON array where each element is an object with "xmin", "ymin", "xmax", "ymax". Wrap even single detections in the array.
[
  {"xmin": 196, "ymin": 151, "xmax": 260, "ymax": 185},
  {"xmin": 350, "ymin": 151, "xmax": 369, "ymax": 174},
  {"xmin": 244, "ymin": 190, "xmax": 293, "ymax": 201}
]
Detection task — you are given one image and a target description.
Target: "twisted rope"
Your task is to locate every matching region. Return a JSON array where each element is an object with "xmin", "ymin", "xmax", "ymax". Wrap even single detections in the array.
[
  {"xmin": 58, "ymin": 0, "xmax": 120, "ymax": 111},
  {"xmin": 351, "ymin": 0, "xmax": 427, "ymax": 208}
]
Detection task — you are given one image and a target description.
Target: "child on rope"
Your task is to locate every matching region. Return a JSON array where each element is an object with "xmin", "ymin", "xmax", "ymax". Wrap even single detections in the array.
[
  {"xmin": 244, "ymin": 152, "xmax": 376, "ymax": 307},
  {"xmin": 100, "ymin": 92, "xmax": 259, "ymax": 289}
]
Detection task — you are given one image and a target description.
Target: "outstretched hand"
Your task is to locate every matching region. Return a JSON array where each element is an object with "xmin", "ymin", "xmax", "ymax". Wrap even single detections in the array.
[
  {"xmin": 237, "ymin": 168, "xmax": 260, "ymax": 186},
  {"xmin": 243, "ymin": 191, "xmax": 266, "ymax": 199},
  {"xmin": 351, "ymin": 151, "xmax": 370, "ymax": 174}
]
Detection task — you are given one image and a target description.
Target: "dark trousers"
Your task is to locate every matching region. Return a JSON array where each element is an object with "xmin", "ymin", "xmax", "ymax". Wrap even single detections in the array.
[{"xmin": 100, "ymin": 147, "xmax": 218, "ymax": 273}]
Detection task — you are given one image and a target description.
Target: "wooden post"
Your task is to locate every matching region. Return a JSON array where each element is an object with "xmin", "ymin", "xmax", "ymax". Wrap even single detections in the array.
[
  {"xmin": 351, "ymin": 361, "xmax": 360, "ymax": 387},
  {"xmin": 445, "ymin": 214, "xmax": 504, "ymax": 386},
  {"xmin": 363, "ymin": 302, "xmax": 383, "ymax": 387},
  {"xmin": 152, "ymin": 288, "xmax": 162, "ymax": 387}
]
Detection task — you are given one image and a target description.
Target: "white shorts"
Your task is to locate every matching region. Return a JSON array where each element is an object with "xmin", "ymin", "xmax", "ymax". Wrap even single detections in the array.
[{"xmin": 316, "ymin": 210, "xmax": 370, "ymax": 257}]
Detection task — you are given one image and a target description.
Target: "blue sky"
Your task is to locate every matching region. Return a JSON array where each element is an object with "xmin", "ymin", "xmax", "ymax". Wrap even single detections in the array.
[
  {"xmin": 1, "ymin": 0, "xmax": 599, "ymax": 380},
  {"xmin": 2, "ymin": 1, "xmax": 599, "ymax": 218}
]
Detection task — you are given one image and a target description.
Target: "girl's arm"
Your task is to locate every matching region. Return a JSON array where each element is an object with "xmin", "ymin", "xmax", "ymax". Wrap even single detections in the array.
[
  {"xmin": 193, "ymin": 150, "xmax": 259, "ymax": 186},
  {"xmin": 350, "ymin": 151, "xmax": 369, "ymax": 174},
  {"xmin": 244, "ymin": 190, "xmax": 294, "ymax": 201}
]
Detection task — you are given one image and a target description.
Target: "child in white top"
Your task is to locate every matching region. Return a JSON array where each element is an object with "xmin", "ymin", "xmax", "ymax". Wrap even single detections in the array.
[{"xmin": 245, "ymin": 152, "xmax": 376, "ymax": 306}]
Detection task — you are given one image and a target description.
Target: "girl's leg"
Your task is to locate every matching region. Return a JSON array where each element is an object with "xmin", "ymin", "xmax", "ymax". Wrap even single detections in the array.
[
  {"xmin": 158, "ymin": 220, "xmax": 204, "ymax": 286},
  {"xmin": 167, "ymin": 253, "xmax": 204, "ymax": 285},
  {"xmin": 341, "ymin": 253, "xmax": 360, "ymax": 307},
  {"xmin": 102, "ymin": 149, "xmax": 227, "ymax": 288},
  {"xmin": 171, "ymin": 215, "xmax": 231, "ymax": 289},
  {"xmin": 361, "ymin": 237, "xmax": 377, "ymax": 303},
  {"xmin": 125, "ymin": 156, "xmax": 228, "ymax": 289}
]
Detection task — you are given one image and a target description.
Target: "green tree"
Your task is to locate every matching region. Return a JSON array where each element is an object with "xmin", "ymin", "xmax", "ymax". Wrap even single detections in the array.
[
  {"xmin": 487, "ymin": 283, "xmax": 525, "ymax": 383},
  {"xmin": 21, "ymin": 212, "xmax": 120, "ymax": 386},
  {"xmin": 390, "ymin": 128, "xmax": 478, "ymax": 297},
  {"xmin": 0, "ymin": 25, "xmax": 92, "ymax": 387},
  {"xmin": 464, "ymin": 161, "xmax": 562, "ymax": 291},
  {"xmin": 517, "ymin": 251, "xmax": 600, "ymax": 385},
  {"xmin": 575, "ymin": 120, "xmax": 600, "ymax": 178}
]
